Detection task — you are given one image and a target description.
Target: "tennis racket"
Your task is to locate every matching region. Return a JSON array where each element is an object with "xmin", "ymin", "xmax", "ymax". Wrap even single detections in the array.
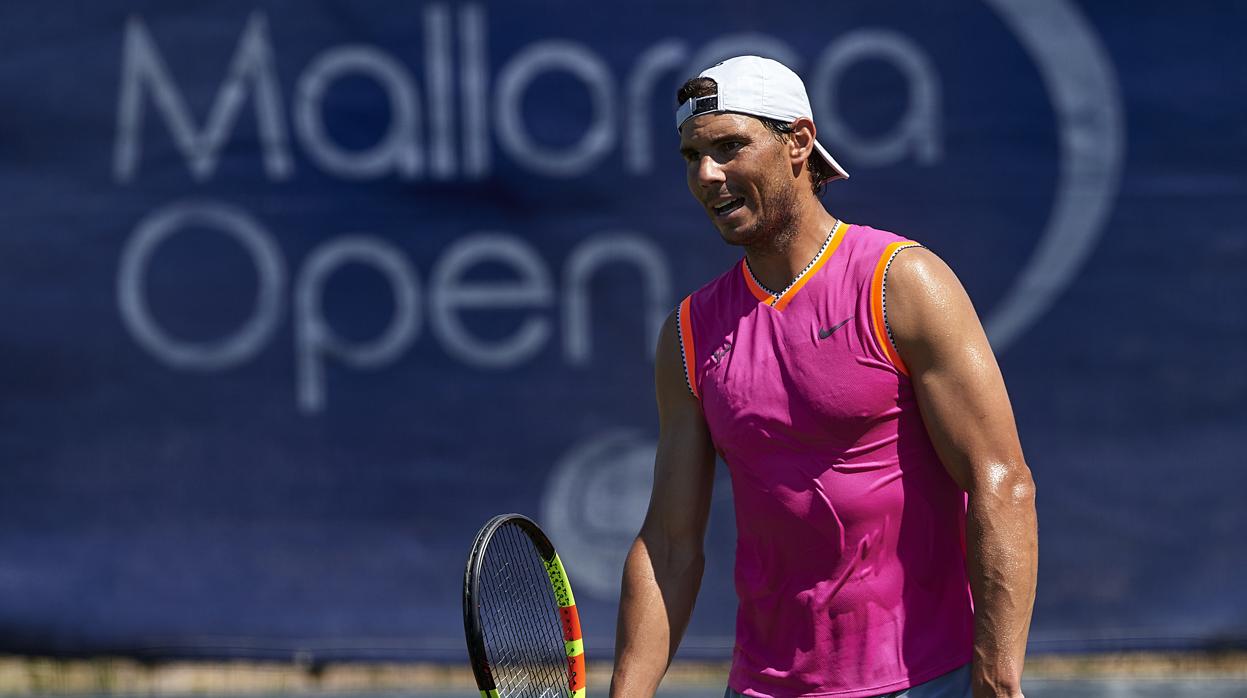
[{"xmin": 463, "ymin": 513, "xmax": 586, "ymax": 698}]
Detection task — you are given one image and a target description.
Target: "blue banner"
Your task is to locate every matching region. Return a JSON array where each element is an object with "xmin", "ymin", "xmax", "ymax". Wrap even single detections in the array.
[{"xmin": 0, "ymin": 0, "xmax": 1243, "ymax": 660}]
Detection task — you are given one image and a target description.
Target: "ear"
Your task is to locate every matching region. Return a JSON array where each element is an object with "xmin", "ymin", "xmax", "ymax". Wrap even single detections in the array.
[{"xmin": 788, "ymin": 116, "xmax": 817, "ymax": 169}]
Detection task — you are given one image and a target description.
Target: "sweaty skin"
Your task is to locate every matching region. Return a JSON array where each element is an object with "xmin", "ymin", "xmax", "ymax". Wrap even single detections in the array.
[
  {"xmin": 611, "ymin": 108, "xmax": 1036, "ymax": 698},
  {"xmin": 887, "ymin": 248, "xmax": 1038, "ymax": 698}
]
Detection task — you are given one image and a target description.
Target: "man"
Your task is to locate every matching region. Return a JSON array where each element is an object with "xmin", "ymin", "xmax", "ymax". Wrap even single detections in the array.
[{"xmin": 609, "ymin": 56, "xmax": 1037, "ymax": 698}]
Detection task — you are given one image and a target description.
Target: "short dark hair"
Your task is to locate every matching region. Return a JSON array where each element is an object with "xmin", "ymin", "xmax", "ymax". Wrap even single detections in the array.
[{"xmin": 676, "ymin": 77, "xmax": 832, "ymax": 195}]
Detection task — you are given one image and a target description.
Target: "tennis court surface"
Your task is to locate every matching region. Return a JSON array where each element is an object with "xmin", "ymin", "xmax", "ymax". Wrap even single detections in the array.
[
  {"xmin": 51, "ymin": 682, "xmax": 1240, "ymax": 697},
  {"xmin": 5, "ymin": 657, "xmax": 1247, "ymax": 698}
]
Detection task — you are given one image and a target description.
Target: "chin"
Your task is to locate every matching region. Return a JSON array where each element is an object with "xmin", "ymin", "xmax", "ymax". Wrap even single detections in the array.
[{"xmin": 715, "ymin": 221, "xmax": 762, "ymax": 248}]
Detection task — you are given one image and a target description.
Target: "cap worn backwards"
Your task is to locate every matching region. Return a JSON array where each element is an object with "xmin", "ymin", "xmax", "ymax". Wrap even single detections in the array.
[{"xmin": 675, "ymin": 55, "xmax": 849, "ymax": 182}]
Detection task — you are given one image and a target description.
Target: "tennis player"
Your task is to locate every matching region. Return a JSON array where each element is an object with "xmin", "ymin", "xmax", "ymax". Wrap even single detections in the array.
[{"xmin": 609, "ymin": 56, "xmax": 1037, "ymax": 698}]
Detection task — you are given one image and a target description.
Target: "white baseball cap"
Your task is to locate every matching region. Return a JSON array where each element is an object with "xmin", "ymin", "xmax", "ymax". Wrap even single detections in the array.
[{"xmin": 676, "ymin": 55, "xmax": 849, "ymax": 183}]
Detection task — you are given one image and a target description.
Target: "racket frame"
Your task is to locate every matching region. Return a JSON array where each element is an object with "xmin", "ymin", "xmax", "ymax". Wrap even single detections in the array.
[{"xmin": 463, "ymin": 513, "xmax": 585, "ymax": 698}]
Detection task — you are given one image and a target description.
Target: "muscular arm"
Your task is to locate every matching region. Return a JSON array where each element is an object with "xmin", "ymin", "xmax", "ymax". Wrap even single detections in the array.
[
  {"xmin": 886, "ymin": 249, "xmax": 1038, "ymax": 698},
  {"xmin": 609, "ymin": 310, "xmax": 717, "ymax": 698}
]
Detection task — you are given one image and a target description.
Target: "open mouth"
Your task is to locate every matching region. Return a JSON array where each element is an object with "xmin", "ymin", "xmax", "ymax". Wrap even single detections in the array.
[{"xmin": 713, "ymin": 197, "xmax": 745, "ymax": 216}]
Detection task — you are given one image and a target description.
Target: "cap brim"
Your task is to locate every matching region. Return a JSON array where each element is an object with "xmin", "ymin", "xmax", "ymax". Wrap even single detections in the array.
[{"xmin": 813, "ymin": 140, "xmax": 849, "ymax": 182}]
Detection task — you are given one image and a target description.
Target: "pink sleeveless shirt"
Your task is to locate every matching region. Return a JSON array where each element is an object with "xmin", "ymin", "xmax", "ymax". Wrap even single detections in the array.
[{"xmin": 676, "ymin": 221, "xmax": 974, "ymax": 697}]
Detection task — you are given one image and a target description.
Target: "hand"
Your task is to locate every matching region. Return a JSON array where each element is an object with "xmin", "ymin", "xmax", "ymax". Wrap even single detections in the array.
[
  {"xmin": 972, "ymin": 681, "xmax": 1024, "ymax": 698},
  {"xmin": 971, "ymin": 667, "xmax": 1025, "ymax": 698},
  {"xmin": 973, "ymin": 687, "xmax": 1024, "ymax": 698}
]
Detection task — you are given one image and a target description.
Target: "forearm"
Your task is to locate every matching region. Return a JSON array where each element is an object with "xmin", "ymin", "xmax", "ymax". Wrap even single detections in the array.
[
  {"xmin": 966, "ymin": 467, "xmax": 1038, "ymax": 697},
  {"xmin": 609, "ymin": 534, "xmax": 705, "ymax": 698}
]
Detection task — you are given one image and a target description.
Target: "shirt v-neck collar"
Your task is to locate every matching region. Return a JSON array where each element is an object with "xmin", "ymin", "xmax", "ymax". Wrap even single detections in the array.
[{"xmin": 741, "ymin": 219, "xmax": 847, "ymax": 311}]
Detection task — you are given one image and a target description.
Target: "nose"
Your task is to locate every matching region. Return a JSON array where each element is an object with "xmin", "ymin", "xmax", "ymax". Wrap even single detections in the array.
[{"xmin": 695, "ymin": 154, "xmax": 726, "ymax": 190}]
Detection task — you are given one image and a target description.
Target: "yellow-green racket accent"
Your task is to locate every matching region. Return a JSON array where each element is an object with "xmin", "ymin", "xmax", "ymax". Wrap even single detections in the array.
[{"xmin": 544, "ymin": 553, "xmax": 576, "ymax": 608}]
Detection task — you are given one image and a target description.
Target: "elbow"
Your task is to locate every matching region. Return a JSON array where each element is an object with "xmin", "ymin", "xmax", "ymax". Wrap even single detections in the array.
[
  {"xmin": 637, "ymin": 524, "xmax": 705, "ymax": 577},
  {"xmin": 648, "ymin": 535, "xmax": 705, "ymax": 573},
  {"xmin": 971, "ymin": 460, "xmax": 1036, "ymax": 509},
  {"xmin": 1011, "ymin": 466, "xmax": 1036, "ymax": 507}
]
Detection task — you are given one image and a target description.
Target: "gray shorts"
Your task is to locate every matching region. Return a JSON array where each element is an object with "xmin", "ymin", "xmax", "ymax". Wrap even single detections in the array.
[{"xmin": 725, "ymin": 662, "xmax": 971, "ymax": 698}]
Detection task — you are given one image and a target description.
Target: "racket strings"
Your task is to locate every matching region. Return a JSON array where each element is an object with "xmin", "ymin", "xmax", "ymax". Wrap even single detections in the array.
[
  {"xmin": 478, "ymin": 522, "xmax": 568, "ymax": 698},
  {"xmin": 482, "ymin": 527, "xmax": 564, "ymax": 697},
  {"xmin": 482, "ymin": 550, "xmax": 554, "ymax": 693},
  {"xmin": 498, "ymin": 532, "xmax": 565, "ymax": 695},
  {"xmin": 498, "ymin": 529, "xmax": 566, "ymax": 697}
]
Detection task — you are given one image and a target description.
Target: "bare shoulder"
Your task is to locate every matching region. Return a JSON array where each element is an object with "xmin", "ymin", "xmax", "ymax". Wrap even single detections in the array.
[
  {"xmin": 653, "ymin": 306, "xmax": 698, "ymax": 414},
  {"xmin": 885, "ymin": 247, "xmax": 967, "ymax": 311},
  {"xmin": 654, "ymin": 307, "xmax": 681, "ymax": 380},
  {"xmin": 883, "ymin": 246, "xmax": 996, "ymax": 378},
  {"xmin": 655, "ymin": 307, "xmax": 679, "ymax": 353},
  {"xmin": 884, "ymin": 246, "xmax": 980, "ymax": 343}
]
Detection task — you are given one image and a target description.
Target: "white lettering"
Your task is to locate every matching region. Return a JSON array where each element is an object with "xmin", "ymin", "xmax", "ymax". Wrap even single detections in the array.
[
  {"xmin": 625, "ymin": 40, "xmax": 688, "ymax": 174},
  {"xmin": 563, "ymin": 233, "xmax": 670, "ymax": 364},
  {"xmin": 811, "ymin": 29, "xmax": 942, "ymax": 167},
  {"xmin": 459, "ymin": 4, "xmax": 490, "ymax": 179},
  {"xmin": 114, "ymin": 12, "xmax": 290, "ymax": 182},
  {"xmin": 117, "ymin": 200, "xmax": 286, "ymax": 369},
  {"xmin": 295, "ymin": 236, "xmax": 421, "ymax": 413},
  {"xmin": 114, "ymin": 12, "xmax": 947, "ymax": 180},
  {"xmin": 294, "ymin": 46, "xmax": 423, "ymax": 179},
  {"xmin": 495, "ymin": 41, "xmax": 615, "ymax": 177},
  {"xmin": 430, "ymin": 233, "xmax": 553, "ymax": 369},
  {"xmin": 424, "ymin": 4, "xmax": 456, "ymax": 179}
]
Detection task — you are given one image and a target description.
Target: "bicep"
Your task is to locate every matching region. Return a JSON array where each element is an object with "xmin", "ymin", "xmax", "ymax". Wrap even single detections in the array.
[
  {"xmin": 885, "ymin": 249, "xmax": 1027, "ymax": 492},
  {"xmin": 641, "ymin": 310, "xmax": 717, "ymax": 546}
]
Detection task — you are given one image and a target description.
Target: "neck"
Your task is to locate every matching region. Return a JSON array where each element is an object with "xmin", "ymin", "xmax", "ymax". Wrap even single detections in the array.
[{"xmin": 744, "ymin": 196, "xmax": 839, "ymax": 293}]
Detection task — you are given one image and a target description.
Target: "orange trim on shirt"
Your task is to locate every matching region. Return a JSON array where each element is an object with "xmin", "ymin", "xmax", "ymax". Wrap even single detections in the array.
[
  {"xmin": 870, "ymin": 241, "xmax": 922, "ymax": 375},
  {"xmin": 678, "ymin": 295, "xmax": 699, "ymax": 399},
  {"xmin": 773, "ymin": 220, "xmax": 848, "ymax": 311},
  {"xmin": 740, "ymin": 261, "xmax": 776, "ymax": 304}
]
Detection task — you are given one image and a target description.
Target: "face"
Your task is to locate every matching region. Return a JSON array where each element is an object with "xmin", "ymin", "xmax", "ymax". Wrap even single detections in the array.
[{"xmin": 678, "ymin": 112, "xmax": 798, "ymax": 248}]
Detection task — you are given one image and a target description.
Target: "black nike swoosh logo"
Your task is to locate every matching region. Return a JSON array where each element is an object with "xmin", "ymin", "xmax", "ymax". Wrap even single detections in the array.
[{"xmin": 818, "ymin": 317, "xmax": 853, "ymax": 340}]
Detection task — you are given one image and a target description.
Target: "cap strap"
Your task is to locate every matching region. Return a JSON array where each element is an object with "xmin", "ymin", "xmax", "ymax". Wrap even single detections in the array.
[{"xmin": 675, "ymin": 94, "xmax": 719, "ymax": 130}]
